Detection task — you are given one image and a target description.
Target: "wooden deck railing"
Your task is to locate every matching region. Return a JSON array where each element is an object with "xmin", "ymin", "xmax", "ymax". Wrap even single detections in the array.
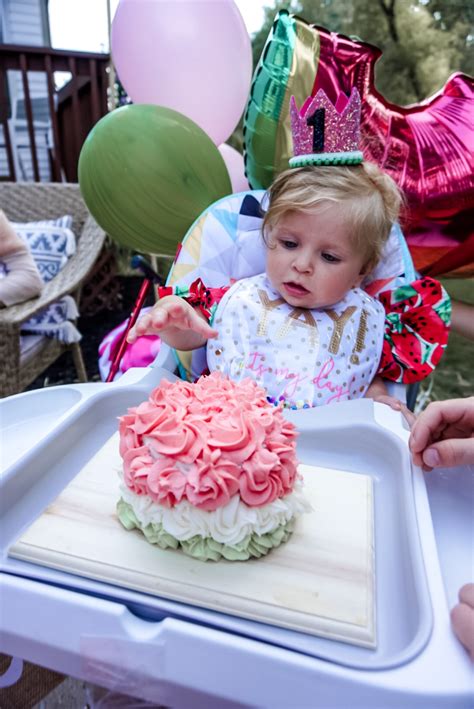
[{"xmin": 0, "ymin": 44, "xmax": 110, "ymax": 182}]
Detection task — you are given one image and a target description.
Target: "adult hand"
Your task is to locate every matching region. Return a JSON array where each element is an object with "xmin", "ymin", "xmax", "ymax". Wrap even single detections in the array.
[
  {"xmin": 451, "ymin": 583, "xmax": 474, "ymax": 661},
  {"xmin": 409, "ymin": 398, "xmax": 474, "ymax": 662},
  {"xmin": 409, "ymin": 397, "xmax": 474, "ymax": 471}
]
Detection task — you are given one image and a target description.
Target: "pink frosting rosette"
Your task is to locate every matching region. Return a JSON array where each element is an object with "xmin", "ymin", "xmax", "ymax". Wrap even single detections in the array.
[
  {"xmin": 185, "ymin": 456, "xmax": 241, "ymax": 510},
  {"xmin": 122, "ymin": 445, "xmax": 154, "ymax": 496},
  {"xmin": 146, "ymin": 458, "xmax": 187, "ymax": 507},
  {"xmin": 118, "ymin": 372, "xmax": 299, "ymax": 511}
]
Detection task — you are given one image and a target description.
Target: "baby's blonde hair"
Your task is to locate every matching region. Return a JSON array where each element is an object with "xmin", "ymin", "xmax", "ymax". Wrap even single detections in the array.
[{"xmin": 262, "ymin": 163, "xmax": 403, "ymax": 270}]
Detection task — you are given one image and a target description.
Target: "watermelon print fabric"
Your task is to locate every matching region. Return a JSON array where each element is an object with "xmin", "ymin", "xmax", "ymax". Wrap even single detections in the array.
[{"xmin": 377, "ymin": 278, "xmax": 451, "ymax": 383}]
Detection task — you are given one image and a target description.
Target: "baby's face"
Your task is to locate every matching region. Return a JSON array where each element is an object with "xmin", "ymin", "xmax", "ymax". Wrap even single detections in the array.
[{"xmin": 265, "ymin": 206, "xmax": 368, "ymax": 309}]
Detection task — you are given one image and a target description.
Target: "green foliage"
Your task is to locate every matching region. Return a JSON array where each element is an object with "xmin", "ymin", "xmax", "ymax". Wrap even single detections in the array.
[
  {"xmin": 422, "ymin": 330, "xmax": 474, "ymax": 403},
  {"xmin": 250, "ymin": 0, "xmax": 473, "ymax": 105}
]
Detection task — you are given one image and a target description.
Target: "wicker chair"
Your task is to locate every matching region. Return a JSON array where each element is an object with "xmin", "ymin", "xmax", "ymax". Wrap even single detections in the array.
[{"xmin": 0, "ymin": 182, "xmax": 106, "ymax": 398}]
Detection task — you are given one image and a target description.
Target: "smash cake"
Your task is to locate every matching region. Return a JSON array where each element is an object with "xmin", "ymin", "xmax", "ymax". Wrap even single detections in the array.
[{"xmin": 117, "ymin": 372, "xmax": 311, "ymax": 561}]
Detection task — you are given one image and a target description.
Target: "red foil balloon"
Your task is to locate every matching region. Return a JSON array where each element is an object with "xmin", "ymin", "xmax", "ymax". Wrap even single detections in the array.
[
  {"xmin": 244, "ymin": 12, "xmax": 474, "ymax": 277},
  {"xmin": 313, "ymin": 26, "xmax": 474, "ymax": 278}
]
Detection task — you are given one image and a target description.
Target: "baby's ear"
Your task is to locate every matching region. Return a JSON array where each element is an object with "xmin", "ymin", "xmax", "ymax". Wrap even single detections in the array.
[
  {"xmin": 360, "ymin": 256, "xmax": 377, "ymax": 278},
  {"xmin": 352, "ymin": 273, "xmax": 365, "ymax": 288},
  {"xmin": 353, "ymin": 259, "xmax": 374, "ymax": 289}
]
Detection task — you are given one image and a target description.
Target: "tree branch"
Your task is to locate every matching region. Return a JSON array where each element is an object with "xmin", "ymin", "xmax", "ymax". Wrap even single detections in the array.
[
  {"xmin": 378, "ymin": 0, "xmax": 399, "ymax": 42},
  {"xmin": 377, "ymin": 0, "xmax": 422, "ymax": 101}
]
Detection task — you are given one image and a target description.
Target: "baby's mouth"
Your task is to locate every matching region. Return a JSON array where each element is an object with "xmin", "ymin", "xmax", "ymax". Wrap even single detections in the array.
[{"xmin": 283, "ymin": 282, "xmax": 310, "ymax": 296}]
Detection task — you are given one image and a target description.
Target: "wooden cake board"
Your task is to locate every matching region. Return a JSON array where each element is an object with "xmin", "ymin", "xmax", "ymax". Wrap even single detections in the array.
[{"xmin": 10, "ymin": 433, "xmax": 375, "ymax": 648}]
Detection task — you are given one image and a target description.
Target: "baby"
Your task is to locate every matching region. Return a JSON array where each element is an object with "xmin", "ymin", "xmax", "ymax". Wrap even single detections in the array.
[{"xmin": 128, "ymin": 163, "xmax": 449, "ymax": 410}]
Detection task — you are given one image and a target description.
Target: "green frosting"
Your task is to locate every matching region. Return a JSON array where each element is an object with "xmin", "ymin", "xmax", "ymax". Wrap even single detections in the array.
[{"xmin": 117, "ymin": 498, "xmax": 295, "ymax": 562}]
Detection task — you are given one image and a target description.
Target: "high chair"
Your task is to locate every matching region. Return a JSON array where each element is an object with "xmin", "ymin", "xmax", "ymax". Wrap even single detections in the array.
[
  {"xmin": 2, "ymin": 190, "xmax": 469, "ymax": 708},
  {"xmin": 1, "ymin": 345, "xmax": 471, "ymax": 706}
]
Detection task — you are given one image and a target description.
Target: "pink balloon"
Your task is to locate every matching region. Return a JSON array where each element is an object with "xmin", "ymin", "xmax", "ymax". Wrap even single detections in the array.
[
  {"xmin": 218, "ymin": 143, "xmax": 250, "ymax": 193},
  {"xmin": 111, "ymin": 0, "xmax": 252, "ymax": 146}
]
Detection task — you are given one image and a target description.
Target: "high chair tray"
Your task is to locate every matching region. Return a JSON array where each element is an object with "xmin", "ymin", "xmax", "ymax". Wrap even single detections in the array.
[
  {"xmin": 9, "ymin": 445, "xmax": 376, "ymax": 649},
  {"xmin": 1, "ymin": 376, "xmax": 431, "ymax": 671}
]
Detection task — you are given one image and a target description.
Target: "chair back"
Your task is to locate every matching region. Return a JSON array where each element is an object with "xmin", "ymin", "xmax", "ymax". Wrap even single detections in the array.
[
  {"xmin": 0, "ymin": 183, "xmax": 90, "ymax": 233},
  {"xmin": 0, "ymin": 182, "xmax": 105, "ymax": 398}
]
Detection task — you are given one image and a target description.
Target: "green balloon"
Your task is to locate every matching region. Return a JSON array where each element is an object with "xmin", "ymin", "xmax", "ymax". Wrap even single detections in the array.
[{"xmin": 79, "ymin": 104, "xmax": 232, "ymax": 255}]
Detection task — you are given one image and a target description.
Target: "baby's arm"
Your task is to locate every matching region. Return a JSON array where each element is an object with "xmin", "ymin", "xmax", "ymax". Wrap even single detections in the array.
[
  {"xmin": 451, "ymin": 300, "xmax": 474, "ymax": 341},
  {"xmin": 127, "ymin": 295, "xmax": 218, "ymax": 350},
  {"xmin": 365, "ymin": 375, "xmax": 397, "ymax": 406},
  {"xmin": 365, "ymin": 376, "xmax": 415, "ymax": 425}
]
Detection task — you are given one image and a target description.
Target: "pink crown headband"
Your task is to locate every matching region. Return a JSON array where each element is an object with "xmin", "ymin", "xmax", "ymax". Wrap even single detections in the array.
[{"xmin": 289, "ymin": 88, "xmax": 363, "ymax": 167}]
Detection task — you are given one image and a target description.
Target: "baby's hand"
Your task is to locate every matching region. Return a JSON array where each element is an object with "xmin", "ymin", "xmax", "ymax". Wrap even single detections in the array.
[
  {"xmin": 369, "ymin": 393, "xmax": 416, "ymax": 428},
  {"xmin": 127, "ymin": 296, "xmax": 218, "ymax": 344}
]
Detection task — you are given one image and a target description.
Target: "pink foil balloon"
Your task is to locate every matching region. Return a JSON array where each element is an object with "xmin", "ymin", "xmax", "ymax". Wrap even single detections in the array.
[
  {"xmin": 311, "ymin": 28, "xmax": 474, "ymax": 277},
  {"xmin": 111, "ymin": 0, "xmax": 252, "ymax": 146},
  {"xmin": 218, "ymin": 143, "xmax": 250, "ymax": 193},
  {"xmin": 244, "ymin": 12, "xmax": 474, "ymax": 276}
]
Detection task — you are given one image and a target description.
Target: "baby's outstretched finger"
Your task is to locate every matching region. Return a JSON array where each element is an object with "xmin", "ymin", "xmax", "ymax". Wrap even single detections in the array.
[
  {"xmin": 196, "ymin": 321, "xmax": 219, "ymax": 339},
  {"xmin": 149, "ymin": 307, "xmax": 171, "ymax": 330},
  {"xmin": 372, "ymin": 394, "xmax": 402, "ymax": 411},
  {"xmin": 167, "ymin": 300, "xmax": 189, "ymax": 316},
  {"xmin": 127, "ymin": 313, "xmax": 152, "ymax": 342},
  {"xmin": 184, "ymin": 308, "xmax": 217, "ymax": 338},
  {"xmin": 126, "ymin": 328, "xmax": 137, "ymax": 343}
]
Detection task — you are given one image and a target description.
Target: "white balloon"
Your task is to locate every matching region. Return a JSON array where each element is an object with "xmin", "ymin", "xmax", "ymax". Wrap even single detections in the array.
[
  {"xmin": 112, "ymin": 0, "xmax": 253, "ymax": 146},
  {"xmin": 219, "ymin": 143, "xmax": 250, "ymax": 193}
]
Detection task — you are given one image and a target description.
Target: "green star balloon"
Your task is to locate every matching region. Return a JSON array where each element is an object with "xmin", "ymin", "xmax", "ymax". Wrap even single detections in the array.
[
  {"xmin": 79, "ymin": 104, "xmax": 232, "ymax": 255},
  {"xmin": 243, "ymin": 10, "xmax": 318, "ymax": 190}
]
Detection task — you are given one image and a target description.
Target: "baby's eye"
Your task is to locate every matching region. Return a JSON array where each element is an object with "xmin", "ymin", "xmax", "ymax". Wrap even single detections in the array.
[
  {"xmin": 322, "ymin": 252, "xmax": 340, "ymax": 263},
  {"xmin": 281, "ymin": 240, "xmax": 298, "ymax": 249}
]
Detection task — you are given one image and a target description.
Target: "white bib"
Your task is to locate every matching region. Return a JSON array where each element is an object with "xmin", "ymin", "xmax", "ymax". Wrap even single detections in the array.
[{"xmin": 207, "ymin": 274, "xmax": 385, "ymax": 408}]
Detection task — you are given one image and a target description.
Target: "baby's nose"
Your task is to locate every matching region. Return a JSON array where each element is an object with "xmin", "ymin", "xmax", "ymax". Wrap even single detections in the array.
[{"xmin": 293, "ymin": 253, "xmax": 313, "ymax": 272}]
